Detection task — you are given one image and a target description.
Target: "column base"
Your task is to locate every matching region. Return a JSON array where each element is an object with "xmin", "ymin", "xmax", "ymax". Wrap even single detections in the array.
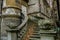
[{"xmin": 6, "ymin": 29, "xmax": 19, "ymax": 40}]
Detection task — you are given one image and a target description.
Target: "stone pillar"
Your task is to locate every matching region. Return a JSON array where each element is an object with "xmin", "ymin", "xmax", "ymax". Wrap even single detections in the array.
[
  {"xmin": 2, "ymin": 0, "xmax": 28, "ymax": 40},
  {"xmin": 6, "ymin": 29, "xmax": 19, "ymax": 40},
  {"xmin": 2, "ymin": 0, "xmax": 21, "ymax": 40}
]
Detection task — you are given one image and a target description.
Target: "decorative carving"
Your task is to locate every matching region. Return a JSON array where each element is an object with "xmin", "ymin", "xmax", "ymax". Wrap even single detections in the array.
[
  {"xmin": 38, "ymin": 19, "xmax": 55, "ymax": 30},
  {"xmin": 3, "ymin": 17, "xmax": 21, "ymax": 29}
]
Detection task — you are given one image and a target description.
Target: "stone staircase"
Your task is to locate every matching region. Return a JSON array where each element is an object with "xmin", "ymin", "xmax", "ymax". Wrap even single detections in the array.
[
  {"xmin": 29, "ymin": 26, "xmax": 40, "ymax": 40},
  {"xmin": 17, "ymin": 20, "xmax": 41, "ymax": 40},
  {"xmin": 22, "ymin": 24, "xmax": 40, "ymax": 40}
]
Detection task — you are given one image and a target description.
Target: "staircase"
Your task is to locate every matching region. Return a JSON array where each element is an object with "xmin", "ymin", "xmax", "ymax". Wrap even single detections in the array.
[
  {"xmin": 29, "ymin": 26, "xmax": 40, "ymax": 40},
  {"xmin": 22, "ymin": 22, "xmax": 40, "ymax": 40},
  {"xmin": 17, "ymin": 20, "xmax": 40, "ymax": 40}
]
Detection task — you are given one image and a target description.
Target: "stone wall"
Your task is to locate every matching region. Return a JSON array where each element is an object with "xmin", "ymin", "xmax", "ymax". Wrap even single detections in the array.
[{"xmin": 28, "ymin": 0, "xmax": 40, "ymax": 13}]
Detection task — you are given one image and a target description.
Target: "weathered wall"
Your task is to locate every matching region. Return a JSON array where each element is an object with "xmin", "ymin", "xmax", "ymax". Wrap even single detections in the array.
[
  {"xmin": 28, "ymin": 0, "xmax": 58, "ymax": 20},
  {"xmin": 28, "ymin": 0, "xmax": 52, "ymax": 19},
  {"xmin": 28, "ymin": 0, "xmax": 40, "ymax": 13}
]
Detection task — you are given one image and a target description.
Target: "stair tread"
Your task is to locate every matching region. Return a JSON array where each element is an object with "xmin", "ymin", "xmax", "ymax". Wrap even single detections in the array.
[
  {"xmin": 33, "ymin": 28, "xmax": 40, "ymax": 29},
  {"xmin": 34, "ymin": 31, "xmax": 40, "ymax": 32},
  {"xmin": 30, "ymin": 35, "xmax": 40, "ymax": 37},
  {"xmin": 34, "ymin": 30, "xmax": 40, "ymax": 31},
  {"xmin": 32, "ymin": 33, "xmax": 40, "ymax": 35},
  {"xmin": 30, "ymin": 36, "xmax": 40, "ymax": 38},
  {"xmin": 32, "ymin": 33, "xmax": 40, "ymax": 34},
  {"xmin": 29, "ymin": 38, "xmax": 40, "ymax": 40}
]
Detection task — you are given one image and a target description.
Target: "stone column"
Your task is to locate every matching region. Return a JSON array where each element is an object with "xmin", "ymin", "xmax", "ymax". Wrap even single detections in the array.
[
  {"xmin": 2, "ymin": 0, "xmax": 21, "ymax": 40},
  {"xmin": 6, "ymin": 29, "xmax": 19, "ymax": 40},
  {"xmin": 2, "ymin": 0, "xmax": 28, "ymax": 40}
]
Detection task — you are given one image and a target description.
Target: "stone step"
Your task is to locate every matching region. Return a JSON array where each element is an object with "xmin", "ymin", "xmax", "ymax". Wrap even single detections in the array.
[
  {"xmin": 29, "ymin": 38, "xmax": 40, "ymax": 40},
  {"xmin": 33, "ymin": 32, "xmax": 40, "ymax": 34},
  {"xmin": 34, "ymin": 30, "xmax": 40, "ymax": 31},
  {"xmin": 32, "ymin": 32, "xmax": 40, "ymax": 34},
  {"xmin": 32, "ymin": 33, "xmax": 40, "ymax": 35},
  {"xmin": 33, "ymin": 31, "xmax": 39, "ymax": 33},
  {"xmin": 30, "ymin": 36, "xmax": 40, "ymax": 38},
  {"xmin": 30, "ymin": 35, "xmax": 40, "ymax": 37}
]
